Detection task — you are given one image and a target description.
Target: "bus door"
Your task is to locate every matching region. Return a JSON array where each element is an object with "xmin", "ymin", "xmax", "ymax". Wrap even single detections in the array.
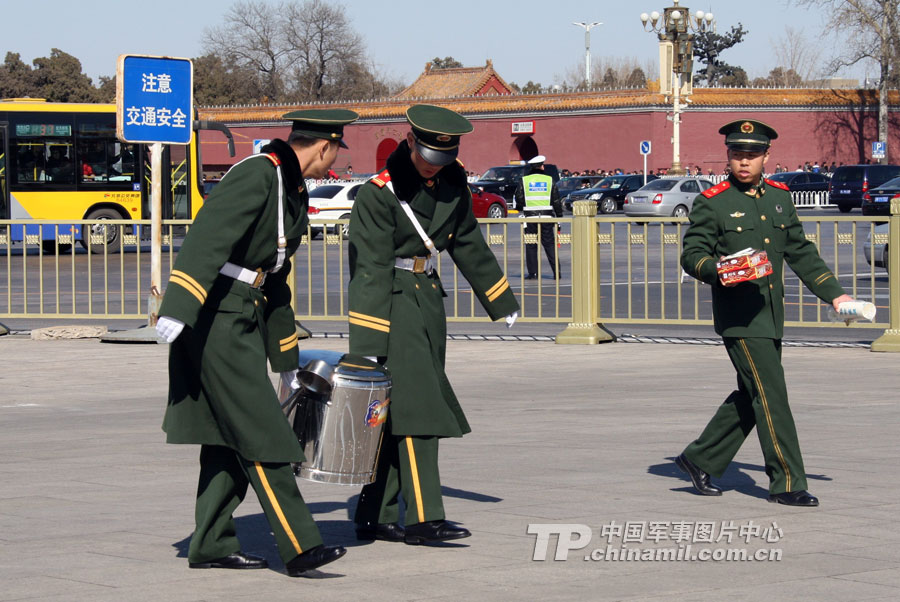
[
  {"xmin": 140, "ymin": 144, "xmax": 191, "ymax": 221},
  {"xmin": 0, "ymin": 123, "xmax": 8, "ymax": 220}
]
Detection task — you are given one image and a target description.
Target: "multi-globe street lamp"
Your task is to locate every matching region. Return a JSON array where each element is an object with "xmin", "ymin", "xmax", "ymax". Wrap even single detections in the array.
[{"xmin": 640, "ymin": 1, "xmax": 714, "ymax": 175}]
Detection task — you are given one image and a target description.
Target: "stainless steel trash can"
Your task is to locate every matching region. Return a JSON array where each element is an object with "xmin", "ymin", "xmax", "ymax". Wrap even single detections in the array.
[{"xmin": 279, "ymin": 350, "xmax": 391, "ymax": 486}]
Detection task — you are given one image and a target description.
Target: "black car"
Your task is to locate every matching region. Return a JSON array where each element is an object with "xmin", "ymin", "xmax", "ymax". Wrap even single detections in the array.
[
  {"xmin": 767, "ymin": 171, "xmax": 830, "ymax": 192},
  {"xmin": 829, "ymin": 164, "xmax": 900, "ymax": 213},
  {"xmin": 472, "ymin": 163, "xmax": 560, "ymax": 207},
  {"xmin": 557, "ymin": 175, "xmax": 603, "ymax": 210},
  {"xmin": 564, "ymin": 174, "xmax": 659, "ymax": 214},
  {"xmin": 861, "ymin": 175, "xmax": 900, "ymax": 216}
]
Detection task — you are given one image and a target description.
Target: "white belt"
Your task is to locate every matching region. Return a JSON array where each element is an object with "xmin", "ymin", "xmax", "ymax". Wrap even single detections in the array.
[
  {"xmin": 395, "ymin": 256, "xmax": 436, "ymax": 274},
  {"xmin": 219, "ymin": 262, "xmax": 266, "ymax": 288}
]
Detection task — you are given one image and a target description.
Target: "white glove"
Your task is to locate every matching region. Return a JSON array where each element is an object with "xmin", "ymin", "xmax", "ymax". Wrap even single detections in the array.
[
  {"xmin": 505, "ymin": 311, "xmax": 518, "ymax": 328},
  {"xmin": 156, "ymin": 316, "xmax": 185, "ymax": 343},
  {"xmin": 280, "ymin": 370, "xmax": 301, "ymax": 392},
  {"xmin": 364, "ymin": 356, "xmax": 378, "ymax": 362}
]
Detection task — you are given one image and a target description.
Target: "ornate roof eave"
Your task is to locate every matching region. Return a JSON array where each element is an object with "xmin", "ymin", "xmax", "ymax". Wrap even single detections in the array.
[{"xmin": 197, "ymin": 87, "xmax": 900, "ymax": 126}]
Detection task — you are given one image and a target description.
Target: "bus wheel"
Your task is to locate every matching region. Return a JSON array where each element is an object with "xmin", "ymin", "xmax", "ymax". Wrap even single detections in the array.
[{"xmin": 80, "ymin": 208, "xmax": 123, "ymax": 254}]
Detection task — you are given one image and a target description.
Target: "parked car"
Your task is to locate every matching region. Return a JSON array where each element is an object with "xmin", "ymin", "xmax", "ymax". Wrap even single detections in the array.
[
  {"xmin": 469, "ymin": 185, "xmax": 508, "ymax": 219},
  {"xmin": 307, "ymin": 181, "xmax": 362, "ymax": 237},
  {"xmin": 860, "ymin": 175, "xmax": 900, "ymax": 217},
  {"xmin": 557, "ymin": 175, "xmax": 603, "ymax": 211},
  {"xmin": 472, "ymin": 162, "xmax": 560, "ymax": 207},
  {"xmin": 829, "ymin": 164, "xmax": 900, "ymax": 213},
  {"xmin": 863, "ymin": 222, "xmax": 889, "ymax": 269},
  {"xmin": 565, "ymin": 174, "xmax": 659, "ymax": 214},
  {"xmin": 766, "ymin": 171, "xmax": 830, "ymax": 192},
  {"xmin": 623, "ymin": 177, "xmax": 714, "ymax": 218}
]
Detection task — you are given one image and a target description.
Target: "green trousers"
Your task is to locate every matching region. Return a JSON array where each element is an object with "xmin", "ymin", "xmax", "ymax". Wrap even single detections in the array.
[
  {"xmin": 354, "ymin": 434, "xmax": 444, "ymax": 527},
  {"xmin": 189, "ymin": 444, "xmax": 323, "ymax": 564},
  {"xmin": 683, "ymin": 337, "xmax": 808, "ymax": 494}
]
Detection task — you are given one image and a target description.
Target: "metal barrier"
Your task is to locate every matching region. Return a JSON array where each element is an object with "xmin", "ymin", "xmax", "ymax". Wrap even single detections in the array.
[{"xmin": 1, "ymin": 209, "xmax": 896, "ymax": 349}]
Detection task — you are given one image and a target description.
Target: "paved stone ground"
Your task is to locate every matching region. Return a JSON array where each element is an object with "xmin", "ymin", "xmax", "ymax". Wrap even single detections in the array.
[{"xmin": 1, "ymin": 335, "xmax": 898, "ymax": 601}]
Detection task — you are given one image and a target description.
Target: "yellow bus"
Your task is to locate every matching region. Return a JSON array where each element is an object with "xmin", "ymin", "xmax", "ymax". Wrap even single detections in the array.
[{"xmin": 0, "ymin": 98, "xmax": 232, "ymax": 252}]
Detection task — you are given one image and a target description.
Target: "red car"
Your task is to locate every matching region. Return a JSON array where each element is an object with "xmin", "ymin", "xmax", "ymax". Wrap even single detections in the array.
[{"xmin": 469, "ymin": 185, "xmax": 508, "ymax": 219}]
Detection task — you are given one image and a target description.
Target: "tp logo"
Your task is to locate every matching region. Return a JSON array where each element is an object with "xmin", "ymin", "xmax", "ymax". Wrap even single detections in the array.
[{"xmin": 527, "ymin": 524, "xmax": 593, "ymax": 560}]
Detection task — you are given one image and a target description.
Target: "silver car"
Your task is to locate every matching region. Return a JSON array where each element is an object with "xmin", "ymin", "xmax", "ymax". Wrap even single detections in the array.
[
  {"xmin": 863, "ymin": 222, "xmax": 888, "ymax": 269},
  {"xmin": 623, "ymin": 177, "xmax": 714, "ymax": 218}
]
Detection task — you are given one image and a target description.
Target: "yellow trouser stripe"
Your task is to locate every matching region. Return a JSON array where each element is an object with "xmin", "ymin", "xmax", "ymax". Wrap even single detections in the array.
[
  {"xmin": 254, "ymin": 462, "xmax": 303, "ymax": 555},
  {"xmin": 169, "ymin": 275, "xmax": 205, "ymax": 304},
  {"xmin": 170, "ymin": 270, "xmax": 206, "ymax": 302},
  {"xmin": 405, "ymin": 437, "xmax": 425, "ymax": 524},
  {"xmin": 349, "ymin": 317, "xmax": 390, "ymax": 333},
  {"xmin": 485, "ymin": 276, "xmax": 508, "ymax": 297},
  {"xmin": 739, "ymin": 339, "xmax": 791, "ymax": 491},
  {"xmin": 349, "ymin": 311, "xmax": 390, "ymax": 326}
]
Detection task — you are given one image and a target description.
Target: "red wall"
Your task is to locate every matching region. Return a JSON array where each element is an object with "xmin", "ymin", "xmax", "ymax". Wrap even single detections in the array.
[{"xmin": 200, "ymin": 107, "xmax": 899, "ymax": 177}]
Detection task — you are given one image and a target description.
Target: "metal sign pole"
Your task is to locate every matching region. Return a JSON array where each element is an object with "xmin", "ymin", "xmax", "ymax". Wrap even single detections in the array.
[{"xmin": 149, "ymin": 141, "xmax": 163, "ymax": 326}]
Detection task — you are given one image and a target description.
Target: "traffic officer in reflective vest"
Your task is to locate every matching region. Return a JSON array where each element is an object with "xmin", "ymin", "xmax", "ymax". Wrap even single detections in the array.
[
  {"xmin": 676, "ymin": 119, "xmax": 855, "ymax": 506},
  {"xmin": 348, "ymin": 104, "xmax": 519, "ymax": 544},
  {"xmin": 514, "ymin": 155, "xmax": 563, "ymax": 279},
  {"xmin": 155, "ymin": 109, "xmax": 358, "ymax": 576}
]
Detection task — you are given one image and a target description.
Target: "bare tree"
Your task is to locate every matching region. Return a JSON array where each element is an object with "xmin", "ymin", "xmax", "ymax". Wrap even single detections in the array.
[
  {"xmin": 561, "ymin": 56, "xmax": 654, "ymax": 90},
  {"xmin": 202, "ymin": 1, "xmax": 292, "ymax": 102},
  {"xmin": 792, "ymin": 0, "xmax": 900, "ymax": 162},
  {"xmin": 284, "ymin": 0, "xmax": 366, "ymax": 101},
  {"xmin": 770, "ymin": 26, "xmax": 822, "ymax": 82}
]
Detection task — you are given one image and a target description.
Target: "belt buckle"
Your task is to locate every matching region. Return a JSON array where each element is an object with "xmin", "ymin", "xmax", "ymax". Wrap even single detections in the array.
[
  {"xmin": 412, "ymin": 257, "xmax": 426, "ymax": 273},
  {"xmin": 251, "ymin": 268, "xmax": 266, "ymax": 288}
]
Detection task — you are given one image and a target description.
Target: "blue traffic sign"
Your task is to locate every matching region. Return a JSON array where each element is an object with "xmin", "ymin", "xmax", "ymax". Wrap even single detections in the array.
[
  {"xmin": 117, "ymin": 55, "xmax": 193, "ymax": 144},
  {"xmin": 872, "ymin": 141, "xmax": 886, "ymax": 159},
  {"xmin": 640, "ymin": 140, "xmax": 652, "ymax": 155}
]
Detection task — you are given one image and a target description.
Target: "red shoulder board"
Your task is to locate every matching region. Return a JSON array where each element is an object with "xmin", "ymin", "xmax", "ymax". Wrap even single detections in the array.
[
  {"xmin": 370, "ymin": 169, "xmax": 391, "ymax": 188},
  {"xmin": 264, "ymin": 152, "xmax": 281, "ymax": 166},
  {"xmin": 702, "ymin": 180, "xmax": 731, "ymax": 198},
  {"xmin": 765, "ymin": 178, "xmax": 790, "ymax": 191}
]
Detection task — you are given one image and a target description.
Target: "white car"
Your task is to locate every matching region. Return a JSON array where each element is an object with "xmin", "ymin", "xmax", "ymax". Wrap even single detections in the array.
[{"xmin": 306, "ymin": 181, "xmax": 363, "ymax": 238}]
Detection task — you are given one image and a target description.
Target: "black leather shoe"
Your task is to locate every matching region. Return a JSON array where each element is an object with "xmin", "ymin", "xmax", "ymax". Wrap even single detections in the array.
[
  {"xmin": 189, "ymin": 551, "xmax": 268, "ymax": 569},
  {"xmin": 768, "ymin": 490, "xmax": 819, "ymax": 507},
  {"xmin": 285, "ymin": 545, "xmax": 346, "ymax": 576},
  {"xmin": 404, "ymin": 520, "xmax": 471, "ymax": 545},
  {"xmin": 675, "ymin": 453, "xmax": 723, "ymax": 496},
  {"xmin": 524, "ymin": 274, "xmax": 538, "ymax": 280},
  {"xmin": 356, "ymin": 522, "xmax": 405, "ymax": 542}
]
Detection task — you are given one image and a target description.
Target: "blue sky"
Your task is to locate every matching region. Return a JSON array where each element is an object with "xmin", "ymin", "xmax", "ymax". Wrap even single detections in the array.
[{"xmin": 2, "ymin": 1, "xmax": 868, "ymax": 91}]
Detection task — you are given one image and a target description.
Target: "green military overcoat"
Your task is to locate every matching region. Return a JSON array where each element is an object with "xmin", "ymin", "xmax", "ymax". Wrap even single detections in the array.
[
  {"xmin": 159, "ymin": 139, "xmax": 308, "ymax": 462},
  {"xmin": 348, "ymin": 141, "xmax": 519, "ymax": 437},
  {"xmin": 681, "ymin": 176, "xmax": 846, "ymax": 338}
]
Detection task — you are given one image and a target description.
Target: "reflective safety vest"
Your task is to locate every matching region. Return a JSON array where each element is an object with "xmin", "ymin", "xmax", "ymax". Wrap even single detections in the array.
[{"xmin": 522, "ymin": 173, "xmax": 553, "ymax": 212}]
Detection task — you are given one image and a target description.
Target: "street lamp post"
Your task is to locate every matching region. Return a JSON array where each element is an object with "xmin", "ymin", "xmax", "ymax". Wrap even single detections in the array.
[
  {"xmin": 573, "ymin": 21, "xmax": 602, "ymax": 88},
  {"xmin": 640, "ymin": 2, "xmax": 713, "ymax": 175}
]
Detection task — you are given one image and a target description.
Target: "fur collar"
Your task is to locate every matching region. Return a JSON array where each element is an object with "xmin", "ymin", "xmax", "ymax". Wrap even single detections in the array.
[
  {"xmin": 386, "ymin": 140, "xmax": 467, "ymax": 201},
  {"xmin": 261, "ymin": 138, "xmax": 303, "ymax": 191}
]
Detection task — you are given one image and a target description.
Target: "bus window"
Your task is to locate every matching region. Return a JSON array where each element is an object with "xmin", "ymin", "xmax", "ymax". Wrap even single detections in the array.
[
  {"xmin": 76, "ymin": 116, "xmax": 138, "ymax": 185},
  {"xmin": 0, "ymin": 125, "xmax": 7, "ymax": 218}
]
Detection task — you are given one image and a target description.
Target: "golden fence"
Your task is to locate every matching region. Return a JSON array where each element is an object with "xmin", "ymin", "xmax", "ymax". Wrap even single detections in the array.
[{"xmin": 0, "ymin": 210, "xmax": 896, "ymax": 345}]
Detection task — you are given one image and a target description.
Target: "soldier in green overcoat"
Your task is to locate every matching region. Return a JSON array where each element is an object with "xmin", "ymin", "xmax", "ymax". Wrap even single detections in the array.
[
  {"xmin": 348, "ymin": 105, "xmax": 519, "ymax": 544},
  {"xmin": 155, "ymin": 109, "xmax": 358, "ymax": 576},
  {"xmin": 676, "ymin": 119, "xmax": 855, "ymax": 507}
]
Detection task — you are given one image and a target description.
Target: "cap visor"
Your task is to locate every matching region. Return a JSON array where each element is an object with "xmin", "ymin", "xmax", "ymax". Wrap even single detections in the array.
[
  {"xmin": 339, "ymin": 139, "xmax": 349, "ymax": 149},
  {"xmin": 726, "ymin": 143, "xmax": 768, "ymax": 153},
  {"xmin": 415, "ymin": 142, "xmax": 457, "ymax": 166}
]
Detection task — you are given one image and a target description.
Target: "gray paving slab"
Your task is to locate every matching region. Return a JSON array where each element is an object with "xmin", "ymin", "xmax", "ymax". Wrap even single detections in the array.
[{"xmin": 0, "ymin": 335, "xmax": 898, "ymax": 601}]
